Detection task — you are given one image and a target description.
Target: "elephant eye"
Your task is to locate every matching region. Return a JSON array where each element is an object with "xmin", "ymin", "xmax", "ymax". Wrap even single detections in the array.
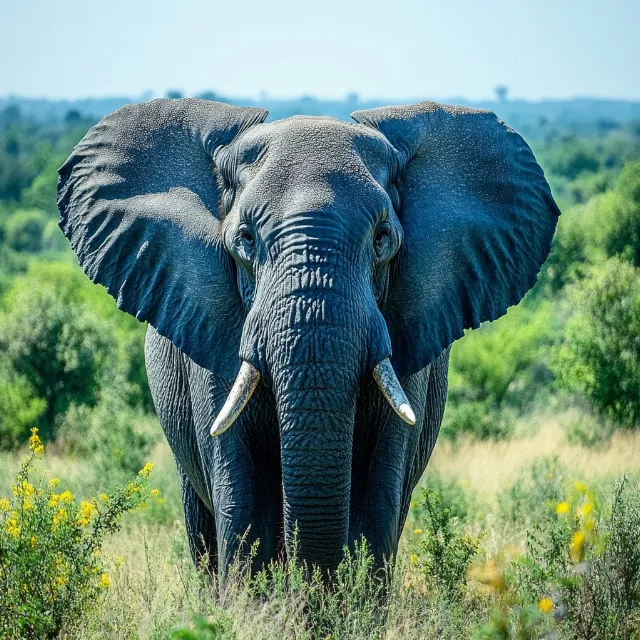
[
  {"xmin": 233, "ymin": 228, "xmax": 256, "ymax": 266},
  {"xmin": 373, "ymin": 225, "xmax": 393, "ymax": 263}
]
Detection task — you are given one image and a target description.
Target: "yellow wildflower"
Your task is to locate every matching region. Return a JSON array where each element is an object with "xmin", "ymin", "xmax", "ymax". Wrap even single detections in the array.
[
  {"xmin": 21, "ymin": 481, "xmax": 35, "ymax": 497},
  {"xmin": 23, "ymin": 497, "xmax": 34, "ymax": 512},
  {"xmin": 29, "ymin": 428, "xmax": 44, "ymax": 455},
  {"xmin": 49, "ymin": 478, "xmax": 60, "ymax": 489},
  {"xmin": 30, "ymin": 536, "xmax": 38, "ymax": 548},
  {"xmin": 150, "ymin": 489, "xmax": 160, "ymax": 497},
  {"xmin": 98, "ymin": 493, "xmax": 109, "ymax": 503},
  {"xmin": 0, "ymin": 498, "xmax": 9, "ymax": 511},
  {"xmin": 52, "ymin": 507, "xmax": 68, "ymax": 527},
  {"xmin": 139, "ymin": 462, "xmax": 154, "ymax": 477},
  {"xmin": 538, "ymin": 597, "xmax": 554, "ymax": 614},
  {"xmin": 413, "ymin": 528, "xmax": 423, "ymax": 535},
  {"xmin": 100, "ymin": 573, "xmax": 111, "ymax": 588},
  {"xmin": 80, "ymin": 501, "xmax": 97, "ymax": 519},
  {"xmin": 469, "ymin": 559, "xmax": 506, "ymax": 592},
  {"xmin": 579, "ymin": 502, "xmax": 593, "ymax": 517},
  {"xmin": 5, "ymin": 518, "xmax": 20, "ymax": 538},
  {"xmin": 49, "ymin": 494, "xmax": 60, "ymax": 507},
  {"xmin": 574, "ymin": 481, "xmax": 587, "ymax": 494},
  {"xmin": 410, "ymin": 553, "xmax": 419, "ymax": 565},
  {"xmin": 59, "ymin": 490, "xmax": 73, "ymax": 504},
  {"xmin": 156, "ymin": 498, "xmax": 165, "ymax": 505},
  {"xmin": 555, "ymin": 501, "xmax": 570, "ymax": 515},
  {"xmin": 570, "ymin": 531, "xmax": 586, "ymax": 562},
  {"xmin": 56, "ymin": 575, "xmax": 68, "ymax": 587}
]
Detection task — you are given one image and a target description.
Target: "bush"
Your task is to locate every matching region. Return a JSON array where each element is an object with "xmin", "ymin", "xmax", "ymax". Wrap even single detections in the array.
[
  {"xmin": 497, "ymin": 457, "xmax": 568, "ymax": 528},
  {"xmin": 512, "ymin": 477, "xmax": 640, "ymax": 639},
  {"xmin": 0, "ymin": 261, "xmax": 154, "ymax": 446},
  {"xmin": 56, "ymin": 386, "xmax": 160, "ymax": 476},
  {"xmin": 0, "ymin": 367, "xmax": 45, "ymax": 449},
  {"xmin": 410, "ymin": 488, "xmax": 483, "ymax": 599},
  {"xmin": 0, "ymin": 429, "xmax": 155, "ymax": 639},
  {"xmin": 0, "ymin": 269, "xmax": 115, "ymax": 442},
  {"xmin": 553, "ymin": 257, "xmax": 640, "ymax": 428},
  {"xmin": 2, "ymin": 208, "xmax": 48, "ymax": 252},
  {"xmin": 598, "ymin": 161, "xmax": 640, "ymax": 266},
  {"xmin": 443, "ymin": 302, "xmax": 557, "ymax": 440}
]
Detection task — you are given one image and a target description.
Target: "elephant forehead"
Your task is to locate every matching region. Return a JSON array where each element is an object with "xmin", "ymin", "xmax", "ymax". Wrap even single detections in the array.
[{"xmin": 235, "ymin": 117, "xmax": 396, "ymax": 218}]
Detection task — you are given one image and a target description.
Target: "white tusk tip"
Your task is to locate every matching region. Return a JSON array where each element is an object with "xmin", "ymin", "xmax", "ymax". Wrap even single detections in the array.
[
  {"xmin": 210, "ymin": 420, "xmax": 226, "ymax": 438},
  {"xmin": 398, "ymin": 403, "xmax": 416, "ymax": 426}
]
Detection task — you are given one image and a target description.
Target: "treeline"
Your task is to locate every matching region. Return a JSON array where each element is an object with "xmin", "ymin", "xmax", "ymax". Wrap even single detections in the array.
[{"xmin": 1, "ymin": 104, "xmax": 640, "ymax": 459}]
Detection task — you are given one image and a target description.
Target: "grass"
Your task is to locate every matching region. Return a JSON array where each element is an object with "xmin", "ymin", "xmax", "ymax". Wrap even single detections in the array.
[{"xmin": 2, "ymin": 410, "xmax": 640, "ymax": 639}]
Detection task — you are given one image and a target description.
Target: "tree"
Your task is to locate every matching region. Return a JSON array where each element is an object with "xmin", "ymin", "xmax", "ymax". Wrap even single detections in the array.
[
  {"xmin": 0, "ymin": 270, "xmax": 115, "ymax": 440},
  {"xmin": 3, "ymin": 208, "xmax": 48, "ymax": 252},
  {"xmin": 494, "ymin": 85, "xmax": 509, "ymax": 102},
  {"xmin": 553, "ymin": 257, "xmax": 640, "ymax": 428}
]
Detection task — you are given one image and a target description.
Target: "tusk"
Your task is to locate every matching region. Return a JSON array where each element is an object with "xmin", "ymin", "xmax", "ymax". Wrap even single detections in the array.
[
  {"xmin": 373, "ymin": 358, "xmax": 416, "ymax": 426},
  {"xmin": 210, "ymin": 361, "xmax": 260, "ymax": 437}
]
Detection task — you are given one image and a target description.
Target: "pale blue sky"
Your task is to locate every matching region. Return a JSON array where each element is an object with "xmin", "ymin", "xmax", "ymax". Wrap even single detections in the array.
[{"xmin": 1, "ymin": 0, "xmax": 638, "ymax": 101}]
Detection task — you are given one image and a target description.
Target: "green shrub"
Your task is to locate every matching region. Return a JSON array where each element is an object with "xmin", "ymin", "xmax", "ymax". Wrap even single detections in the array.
[
  {"xmin": 0, "ymin": 368, "xmax": 45, "ymax": 449},
  {"xmin": 598, "ymin": 162, "xmax": 640, "ymax": 266},
  {"xmin": 563, "ymin": 412, "xmax": 616, "ymax": 449},
  {"xmin": 412, "ymin": 472, "xmax": 479, "ymax": 524},
  {"xmin": 2, "ymin": 208, "xmax": 48, "ymax": 252},
  {"xmin": 411, "ymin": 488, "xmax": 483, "ymax": 599},
  {"xmin": 56, "ymin": 385, "xmax": 160, "ymax": 476},
  {"xmin": 553, "ymin": 257, "xmax": 640, "ymax": 429},
  {"xmin": 0, "ymin": 429, "xmax": 155, "ymax": 640},
  {"xmin": 512, "ymin": 477, "xmax": 640, "ymax": 640},
  {"xmin": 0, "ymin": 261, "xmax": 154, "ymax": 446},
  {"xmin": 497, "ymin": 457, "xmax": 568, "ymax": 528},
  {"xmin": 0, "ymin": 271, "xmax": 115, "ymax": 442},
  {"xmin": 443, "ymin": 302, "xmax": 557, "ymax": 441}
]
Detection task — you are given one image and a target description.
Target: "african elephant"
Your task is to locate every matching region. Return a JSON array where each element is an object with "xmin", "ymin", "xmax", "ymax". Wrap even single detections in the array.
[{"xmin": 57, "ymin": 98, "xmax": 559, "ymax": 577}]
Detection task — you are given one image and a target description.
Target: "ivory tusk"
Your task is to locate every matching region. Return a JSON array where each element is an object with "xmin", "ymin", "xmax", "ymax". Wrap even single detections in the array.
[
  {"xmin": 210, "ymin": 361, "xmax": 261, "ymax": 437},
  {"xmin": 372, "ymin": 358, "xmax": 416, "ymax": 426}
]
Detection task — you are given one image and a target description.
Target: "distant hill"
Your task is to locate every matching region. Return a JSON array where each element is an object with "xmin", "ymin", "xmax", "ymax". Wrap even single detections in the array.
[{"xmin": 2, "ymin": 94, "xmax": 639, "ymax": 139}]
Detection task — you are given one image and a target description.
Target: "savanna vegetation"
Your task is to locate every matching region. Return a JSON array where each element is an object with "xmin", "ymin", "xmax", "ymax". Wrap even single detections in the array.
[{"xmin": 1, "ymin": 97, "xmax": 640, "ymax": 638}]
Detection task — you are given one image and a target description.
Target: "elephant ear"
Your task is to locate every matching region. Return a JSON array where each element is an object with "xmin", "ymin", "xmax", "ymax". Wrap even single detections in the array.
[
  {"xmin": 58, "ymin": 98, "xmax": 268, "ymax": 380},
  {"xmin": 352, "ymin": 102, "xmax": 560, "ymax": 377}
]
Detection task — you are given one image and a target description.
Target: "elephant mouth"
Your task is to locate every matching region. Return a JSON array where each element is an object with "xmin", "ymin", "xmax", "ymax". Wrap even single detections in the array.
[{"xmin": 210, "ymin": 357, "xmax": 415, "ymax": 438}]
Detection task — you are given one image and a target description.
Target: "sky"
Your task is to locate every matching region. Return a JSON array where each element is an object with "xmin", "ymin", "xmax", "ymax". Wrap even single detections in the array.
[{"xmin": 1, "ymin": 0, "xmax": 638, "ymax": 102}]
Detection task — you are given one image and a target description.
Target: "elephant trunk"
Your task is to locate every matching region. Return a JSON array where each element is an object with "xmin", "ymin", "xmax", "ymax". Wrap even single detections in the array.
[
  {"xmin": 238, "ymin": 240, "xmax": 392, "ymax": 571},
  {"xmin": 272, "ymin": 353, "xmax": 358, "ymax": 570}
]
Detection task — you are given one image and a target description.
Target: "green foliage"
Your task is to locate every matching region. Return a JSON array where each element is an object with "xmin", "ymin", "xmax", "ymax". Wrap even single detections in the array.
[
  {"xmin": 0, "ymin": 431, "xmax": 155, "ymax": 640},
  {"xmin": 2, "ymin": 208, "xmax": 49, "ymax": 252},
  {"xmin": 443, "ymin": 302, "xmax": 557, "ymax": 440},
  {"xmin": 544, "ymin": 137, "xmax": 600, "ymax": 181},
  {"xmin": 411, "ymin": 487, "xmax": 483, "ymax": 599},
  {"xmin": 0, "ymin": 368, "xmax": 45, "ymax": 449},
  {"xmin": 511, "ymin": 477, "xmax": 640, "ymax": 639},
  {"xmin": 56, "ymin": 386, "xmax": 160, "ymax": 476},
  {"xmin": 553, "ymin": 257, "xmax": 640, "ymax": 428},
  {"xmin": 0, "ymin": 266, "xmax": 115, "ymax": 442},
  {"xmin": 598, "ymin": 161, "xmax": 640, "ymax": 266},
  {"xmin": 497, "ymin": 457, "xmax": 567, "ymax": 527},
  {"xmin": 170, "ymin": 614, "xmax": 236, "ymax": 640},
  {"xmin": 0, "ymin": 262, "xmax": 154, "ymax": 447}
]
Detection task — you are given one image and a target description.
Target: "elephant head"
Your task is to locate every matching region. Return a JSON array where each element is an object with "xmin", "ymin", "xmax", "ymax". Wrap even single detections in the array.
[{"xmin": 58, "ymin": 99, "xmax": 559, "ymax": 570}]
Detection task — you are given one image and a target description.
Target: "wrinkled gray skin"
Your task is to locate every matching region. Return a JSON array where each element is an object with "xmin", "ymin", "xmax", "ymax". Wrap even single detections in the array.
[{"xmin": 57, "ymin": 99, "xmax": 560, "ymax": 578}]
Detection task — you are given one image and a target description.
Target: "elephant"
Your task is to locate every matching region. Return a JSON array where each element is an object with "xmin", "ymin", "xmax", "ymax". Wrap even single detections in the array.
[{"xmin": 57, "ymin": 98, "xmax": 560, "ymax": 578}]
